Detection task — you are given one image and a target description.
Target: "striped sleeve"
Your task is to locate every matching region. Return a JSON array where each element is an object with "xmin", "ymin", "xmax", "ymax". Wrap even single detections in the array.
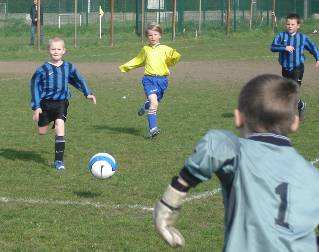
[
  {"xmin": 271, "ymin": 33, "xmax": 286, "ymax": 52},
  {"xmin": 304, "ymin": 35, "xmax": 319, "ymax": 61},
  {"xmin": 30, "ymin": 68, "xmax": 42, "ymax": 110},
  {"xmin": 68, "ymin": 63, "xmax": 91, "ymax": 97}
]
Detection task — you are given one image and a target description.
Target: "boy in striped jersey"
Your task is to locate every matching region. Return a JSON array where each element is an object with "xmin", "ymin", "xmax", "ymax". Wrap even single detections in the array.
[
  {"xmin": 30, "ymin": 37, "xmax": 96, "ymax": 170},
  {"xmin": 153, "ymin": 74, "xmax": 319, "ymax": 251},
  {"xmin": 119, "ymin": 23, "xmax": 181, "ymax": 138},
  {"xmin": 271, "ymin": 13, "xmax": 319, "ymax": 121}
]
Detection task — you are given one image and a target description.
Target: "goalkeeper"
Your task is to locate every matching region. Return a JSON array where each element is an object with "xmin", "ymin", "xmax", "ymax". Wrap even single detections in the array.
[{"xmin": 153, "ymin": 74, "xmax": 319, "ymax": 251}]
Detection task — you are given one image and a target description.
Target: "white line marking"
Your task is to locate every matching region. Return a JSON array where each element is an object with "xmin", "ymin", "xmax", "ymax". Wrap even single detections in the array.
[
  {"xmin": 0, "ymin": 188, "xmax": 222, "ymax": 212},
  {"xmin": 0, "ymin": 196, "xmax": 154, "ymax": 212},
  {"xmin": 183, "ymin": 187, "xmax": 222, "ymax": 203},
  {"xmin": 311, "ymin": 158, "xmax": 319, "ymax": 165},
  {"xmin": 0, "ymin": 77, "xmax": 26, "ymax": 82},
  {"xmin": 0, "ymin": 158, "xmax": 317, "ymax": 211}
]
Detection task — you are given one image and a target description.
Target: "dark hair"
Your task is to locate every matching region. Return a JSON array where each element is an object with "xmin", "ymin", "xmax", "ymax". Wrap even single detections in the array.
[
  {"xmin": 286, "ymin": 13, "xmax": 301, "ymax": 24},
  {"xmin": 145, "ymin": 23, "xmax": 162, "ymax": 36},
  {"xmin": 238, "ymin": 74, "xmax": 299, "ymax": 135}
]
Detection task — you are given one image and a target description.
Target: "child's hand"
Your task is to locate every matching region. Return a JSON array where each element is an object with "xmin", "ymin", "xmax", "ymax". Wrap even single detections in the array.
[
  {"xmin": 32, "ymin": 108, "xmax": 42, "ymax": 122},
  {"xmin": 119, "ymin": 65, "xmax": 128, "ymax": 73},
  {"xmin": 285, "ymin": 46, "xmax": 294, "ymax": 52},
  {"xmin": 153, "ymin": 200, "xmax": 185, "ymax": 248},
  {"xmin": 87, "ymin": 94, "xmax": 96, "ymax": 104},
  {"xmin": 315, "ymin": 61, "xmax": 319, "ymax": 68}
]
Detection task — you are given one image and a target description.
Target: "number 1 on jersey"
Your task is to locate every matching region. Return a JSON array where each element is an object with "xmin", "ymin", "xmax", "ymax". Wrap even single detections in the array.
[{"xmin": 275, "ymin": 182, "xmax": 290, "ymax": 229}]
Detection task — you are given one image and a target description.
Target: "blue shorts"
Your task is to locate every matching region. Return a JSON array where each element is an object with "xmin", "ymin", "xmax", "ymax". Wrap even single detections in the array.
[{"xmin": 142, "ymin": 75, "xmax": 168, "ymax": 102}]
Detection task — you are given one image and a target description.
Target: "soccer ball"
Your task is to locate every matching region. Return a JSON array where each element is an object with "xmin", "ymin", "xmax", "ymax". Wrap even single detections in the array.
[{"xmin": 88, "ymin": 153, "xmax": 118, "ymax": 179}]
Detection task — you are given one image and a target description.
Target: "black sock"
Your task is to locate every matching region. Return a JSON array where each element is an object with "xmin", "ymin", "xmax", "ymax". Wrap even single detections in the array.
[
  {"xmin": 55, "ymin": 135, "xmax": 65, "ymax": 161},
  {"xmin": 297, "ymin": 99, "xmax": 305, "ymax": 111}
]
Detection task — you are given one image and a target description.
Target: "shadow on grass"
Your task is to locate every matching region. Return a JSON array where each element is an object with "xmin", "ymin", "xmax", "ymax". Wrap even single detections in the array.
[
  {"xmin": 94, "ymin": 125, "xmax": 143, "ymax": 137},
  {"xmin": 0, "ymin": 148, "xmax": 47, "ymax": 165},
  {"xmin": 73, "ymin": 191, "xmax": 102, "ymax": 198},
  {"xmin": 221, "ymin": 112, "xmax": 234, "ymax": 118}
]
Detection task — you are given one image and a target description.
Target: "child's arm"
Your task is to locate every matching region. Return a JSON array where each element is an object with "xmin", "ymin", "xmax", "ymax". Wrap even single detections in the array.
[
  {"xmin": 119, "ymin": 48, "xmax": 145, "ymax": 72},
  {"xmin": 153, "ymin": 130, "xmax": 239, "ymax": 248},
  {"xmin": 69, "ymin": 64, "xmax": 96, "ymax": 103},
  {"xmin": 86, "ymin": 94, "xmax": 96, "ymax": 104},
  {"xmin": 166, "ymin": 48, "xmax": 181, "ymax": 67},
  {"xmin": 270, "ymin": 33, "xmax": 287, "ymax": 52},
  {"xmin": 30, "ymin": 70, "xmax": 43, "ymax": 122},
  {"xmin": 304, "ymin": 36, "xmax": 319, "ymax": 67},
  {"xmin": 30, "ymin": 70, "xmax": 42, "ymax": 112},
  {"xmin": 32, "ymin": 108, "xmax": 42, "ymax": 122}
]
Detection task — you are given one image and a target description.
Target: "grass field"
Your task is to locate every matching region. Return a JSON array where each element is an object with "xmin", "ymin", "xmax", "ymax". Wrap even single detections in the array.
[{"xmin": 1, "ymin": 23, "xmax": 319, "ymax": 251}]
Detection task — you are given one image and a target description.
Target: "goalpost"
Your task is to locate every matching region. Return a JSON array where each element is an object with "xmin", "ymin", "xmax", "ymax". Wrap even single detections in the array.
[
  {"xmin": 0, "ymin": 2, "xmax": 7, "ymax": 15},
  {"xmin": 249, "ymin": 0, "xmax": 257, "ymax": 29},
  {"xmin": 37, "ymin": 0, "xmax": 41, "ymax": 51},
  {"xmin": 0, "ymin": 2, "xmax": 7, "ymax": 23},
  {"xmin": 58, "ymin": 13, "xmax": 82, "ymax": 29}
]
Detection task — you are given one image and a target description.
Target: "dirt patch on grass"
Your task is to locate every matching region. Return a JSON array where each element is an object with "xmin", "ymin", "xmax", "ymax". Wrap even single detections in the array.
[{"xmin": 1, "ymin": 60, "xmax": 318, "ymax": 90}]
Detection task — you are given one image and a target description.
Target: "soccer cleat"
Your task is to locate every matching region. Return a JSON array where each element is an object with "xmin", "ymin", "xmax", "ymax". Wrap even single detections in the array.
[
  {"xmin": 137, "ymin": 106, "xmax": 146, "ymax": 116},
  {"xmin": 298, "ymin": 101, "xmax": 306, "ymax": 121},
  {"xmin": 138, "ymin": 101, "xmax": 150, "ymax": 116},
  {"xmin": 54, "ymin": 160, "xmax": 65, "ymax": 170},
  {"xmin": 149, "ymin": 127, "xmax": 160, "ymax": 138}
]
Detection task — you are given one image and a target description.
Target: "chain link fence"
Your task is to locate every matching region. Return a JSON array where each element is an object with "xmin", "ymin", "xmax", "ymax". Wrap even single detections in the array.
[{"xmin": 0, "ymin": 1, "xmax": 319, "ymax": 40}]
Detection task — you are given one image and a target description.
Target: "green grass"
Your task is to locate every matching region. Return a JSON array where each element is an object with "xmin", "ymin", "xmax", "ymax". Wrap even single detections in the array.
[
  {"xmin": 1, "ymin": 18, "xmax": 319, "ymax": 62},
  {"xmin": 1, "ymin": 21, "xmax": 319, "ymax": 250},
  {"xmin": 1, "ymin": 64, "xmax": 319, "ymax": 250},
  {"xmin": 1, "ymin": 73, "xmax": 230, "ymax": 251}
]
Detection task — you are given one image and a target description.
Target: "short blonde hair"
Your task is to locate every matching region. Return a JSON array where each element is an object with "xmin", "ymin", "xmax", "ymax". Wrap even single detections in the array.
[
  {"xmin": 145, "ymin": 23, "xmax": 162, "ymax": 36},
  {"xmin": 47, "ymin": 37, "xmax": 65, "ymax": 49}
]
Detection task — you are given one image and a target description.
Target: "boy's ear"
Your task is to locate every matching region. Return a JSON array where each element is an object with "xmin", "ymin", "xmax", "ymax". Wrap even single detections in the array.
[
  {"xmin": 234, "ymin": 109, "xmax": 245, "ymax": 128},
  {"xmin": 290, "ymin": 115, "xmax": 300, "ymax": 132}
]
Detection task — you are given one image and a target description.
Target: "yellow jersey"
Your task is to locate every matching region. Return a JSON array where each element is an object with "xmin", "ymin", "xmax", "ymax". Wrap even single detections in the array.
[{"xmin": 119, "ymin": 44, "xmax": 181, "ymax": 76}]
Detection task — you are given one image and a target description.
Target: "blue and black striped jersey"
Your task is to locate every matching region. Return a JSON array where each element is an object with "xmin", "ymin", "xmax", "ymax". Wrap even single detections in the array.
[
  {"xmin": 30, "ymin": 61, "xmax": 92, "ymax": 110},
  {"xmin": 271, "ymin": 31, "xmax": 319, "ymax": 71}
]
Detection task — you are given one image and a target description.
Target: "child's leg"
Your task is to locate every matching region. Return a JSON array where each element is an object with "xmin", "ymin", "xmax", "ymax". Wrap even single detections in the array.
[
  {"xmin": 38, "ymin": 126, "xmax": 49, "ymax": 135},
  {"xmin": 282, "ymin": 65, "xmax": 306, "ymax": 120},
  {"xmin": 147, "ymin": 93, "xmax": 159, "ymax": 131},
  {"xmin": 291, "ymin": 64, "xmax": 304, "ymax": 86},
  {"xmin": 37, "ymin": 105, "xmax": 50, "ymax": 135},
  {"xmin": 142, "ymin": 76, "xmax": 167, "ymax": 136},
  {"xmin": 138, "ymin": 99, "xmax": 150, "ymax": 116},
  {"xmin": 54, "ymin": 119, "xmax": 65, "ymax": 163},
  {"xmin": 144, "ymin": 100, "xmax": 150, "ymax": 110},
  {"xmin": 292, "ymin": 65, "xmax": 306, "ymax": 120},
  {"xmin": 282, "ymin": 65, "xmax": 304, "ymax": 85}
]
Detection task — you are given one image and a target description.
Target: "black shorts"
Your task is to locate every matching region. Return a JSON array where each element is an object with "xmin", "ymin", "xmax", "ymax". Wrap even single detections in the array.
[
  {"xmin": 282, "ymin": 64, "xmax": 304, "ymax": 86},
  {"xmin": 38, "ymin": 100, "xmax": 69, "ymax": 127}
]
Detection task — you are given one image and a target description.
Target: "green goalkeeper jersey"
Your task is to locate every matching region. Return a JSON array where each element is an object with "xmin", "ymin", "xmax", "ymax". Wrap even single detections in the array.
[{"xmin": 184, "ymin": 130, "xmax": 319, "ymax": 252}]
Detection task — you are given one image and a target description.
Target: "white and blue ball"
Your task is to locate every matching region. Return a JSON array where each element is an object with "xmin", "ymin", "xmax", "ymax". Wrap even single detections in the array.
[{"xmin": 88, "ymin": 153, "xmax": 118, "ymax": 179}]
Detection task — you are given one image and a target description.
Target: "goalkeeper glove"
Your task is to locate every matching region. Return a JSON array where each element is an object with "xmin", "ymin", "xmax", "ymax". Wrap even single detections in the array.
[{"xmin": 153, "ymin": 184, "xmax": 187, "ymax": 248}]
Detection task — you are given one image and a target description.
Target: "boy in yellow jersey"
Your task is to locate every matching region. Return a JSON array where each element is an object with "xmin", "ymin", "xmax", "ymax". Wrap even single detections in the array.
[{"xmin": 119, "ymin": 23, "xmax": 181, "ymax": 138}]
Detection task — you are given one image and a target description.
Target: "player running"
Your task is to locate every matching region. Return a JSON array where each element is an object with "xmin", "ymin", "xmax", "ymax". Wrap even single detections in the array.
[
  {"xmin": 30, "ymin": 37, "xmax": 96, "ymax": 170},
  {"xmin": 119, "ymin": 23, "xmax": 181, "ymax": 138}
]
